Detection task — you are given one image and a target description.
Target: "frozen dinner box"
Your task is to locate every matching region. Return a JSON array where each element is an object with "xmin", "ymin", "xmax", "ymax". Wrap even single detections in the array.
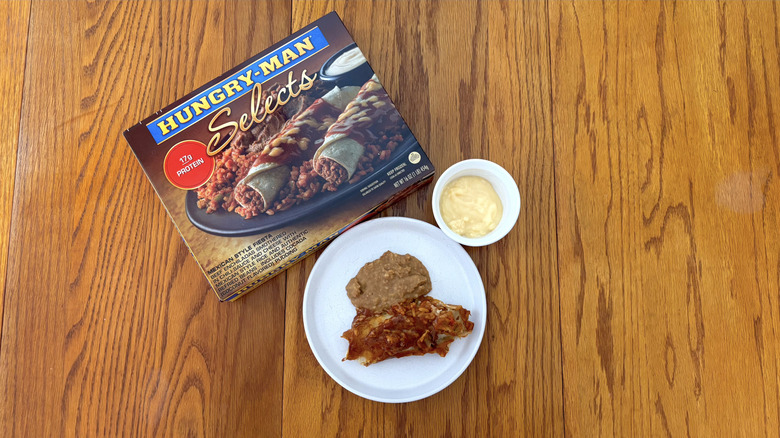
[{"xmin": 123, "ymin": 12, "xmax": 435, "ymax": 301}]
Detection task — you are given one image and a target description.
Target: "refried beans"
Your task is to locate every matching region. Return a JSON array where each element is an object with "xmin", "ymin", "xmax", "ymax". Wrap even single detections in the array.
[{"xmin": 346, "ymin": 251, "xmax": 431, "ymax": 311}]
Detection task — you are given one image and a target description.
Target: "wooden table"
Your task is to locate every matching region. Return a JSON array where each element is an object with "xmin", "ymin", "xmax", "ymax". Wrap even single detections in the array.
[{"xmin": 2, "ymin": 1, "xmax": 779, "ymax": 436}]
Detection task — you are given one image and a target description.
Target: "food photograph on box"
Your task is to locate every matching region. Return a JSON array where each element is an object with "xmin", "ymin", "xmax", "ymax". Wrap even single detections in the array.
[{"xmin": 124, "ymin": 13, "xmax": 435, "ymax": 302}]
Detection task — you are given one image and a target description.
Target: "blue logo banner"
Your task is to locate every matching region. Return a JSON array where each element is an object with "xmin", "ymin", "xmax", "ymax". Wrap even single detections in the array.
[{"xmin": 147, "ymin": 27, "xmax": 328, "ymax": 144}]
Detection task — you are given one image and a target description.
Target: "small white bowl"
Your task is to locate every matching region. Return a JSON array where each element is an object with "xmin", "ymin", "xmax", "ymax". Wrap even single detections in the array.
[{"xmin": 432, "ymin": 159, "xmax": 521, "ymax": 247}]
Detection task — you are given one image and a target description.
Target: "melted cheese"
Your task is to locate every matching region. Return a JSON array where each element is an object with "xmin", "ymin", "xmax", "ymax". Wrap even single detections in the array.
[{"xmin": 440, "ymin": 176, "xmax": 503, "ymax": 238}]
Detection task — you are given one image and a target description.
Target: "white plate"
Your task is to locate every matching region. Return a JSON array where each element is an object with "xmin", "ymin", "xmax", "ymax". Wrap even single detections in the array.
[{"xmin": 303, "ymin": 217, "xmax": 487, "ymax": 403}]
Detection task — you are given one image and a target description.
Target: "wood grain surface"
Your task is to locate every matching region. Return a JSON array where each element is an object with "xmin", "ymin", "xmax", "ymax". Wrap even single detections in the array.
[
  {"xmin": 0, "ymin": 0, "xmax": 31, "ymax": 346},
  {"xmin": 551, "ymin": 1, "xmax": 780, "ymax": 436},
  {"xmin": 0, "ymin": 1, "xmax": 777, "ymax": 437}
]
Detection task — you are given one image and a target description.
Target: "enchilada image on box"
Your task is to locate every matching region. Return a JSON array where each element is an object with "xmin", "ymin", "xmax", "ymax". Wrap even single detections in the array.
[{"xmin": 123, "ymin": 12, "xmax": 434, "ymax": 301}]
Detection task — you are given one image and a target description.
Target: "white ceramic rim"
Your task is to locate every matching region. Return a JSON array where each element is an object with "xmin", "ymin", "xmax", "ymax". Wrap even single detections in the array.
[
  {"xmin": 432, "ymin": 159, "xmax": 521, "ymax": 247},
  {"xmin": 302, "ymin": 217, "xmax": 487, "ymax": 403}
]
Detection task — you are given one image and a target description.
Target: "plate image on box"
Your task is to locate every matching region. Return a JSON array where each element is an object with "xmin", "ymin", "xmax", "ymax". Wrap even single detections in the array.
[
  {"xmin": 186, "ymin": 130, "xmax": 417, "ymax": 237},
  {"xmin": 303, "ymin": 217, "xmax": 487, "ymax": 403}
]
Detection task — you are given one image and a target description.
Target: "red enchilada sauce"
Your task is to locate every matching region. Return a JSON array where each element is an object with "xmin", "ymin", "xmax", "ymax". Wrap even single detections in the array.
[{"xmin": 342, "ymin": 296, "xmax": 474, "ymax": 366}]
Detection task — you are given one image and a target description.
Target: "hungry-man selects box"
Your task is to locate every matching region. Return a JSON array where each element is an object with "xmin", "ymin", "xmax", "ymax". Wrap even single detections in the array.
[{"xmin": 124, "ymin": 12, "xmax": 434, "ymax": 301}]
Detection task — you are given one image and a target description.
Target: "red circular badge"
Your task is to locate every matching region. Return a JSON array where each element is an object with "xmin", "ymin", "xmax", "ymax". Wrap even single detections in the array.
[{"xmin": 163, "ymin": 140, "xmax": 215, "ymax": 189}]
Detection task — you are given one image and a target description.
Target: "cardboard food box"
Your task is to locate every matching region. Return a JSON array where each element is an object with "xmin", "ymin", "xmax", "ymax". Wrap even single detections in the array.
[{"xmin": 124, "ymin": 12, "xmax": 434, "ymax": 301}]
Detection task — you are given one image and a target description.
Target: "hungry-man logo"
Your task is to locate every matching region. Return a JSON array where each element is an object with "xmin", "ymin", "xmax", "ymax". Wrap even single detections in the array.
[
  {"xmin": 147, "ymin": 29, "xmax": 328, "ymax": 144},
  {"xmin": 156, "ymin": 70, "xmax": 256, "ymax": 136}
]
